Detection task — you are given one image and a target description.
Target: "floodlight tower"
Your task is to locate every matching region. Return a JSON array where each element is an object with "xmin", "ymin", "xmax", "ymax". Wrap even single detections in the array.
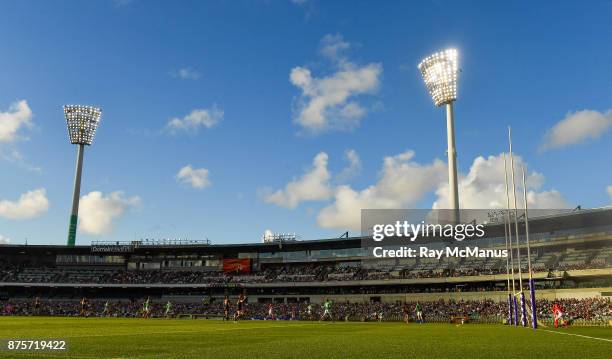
[
  {"xmin": 418, "ymin": 48, "xmax": 460, "ymax": 222},
  {"xmin": 64, "ymin": 105, "xmax": 102, "ymax": 246}
]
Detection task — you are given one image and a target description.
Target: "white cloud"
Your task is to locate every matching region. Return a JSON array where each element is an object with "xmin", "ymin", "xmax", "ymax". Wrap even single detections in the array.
[
  {"xmin": 174, "ymin": 67, "xmax": 201, "ymax": 80},
  {"xmin": 79, "ymin": 191, "xmax": 141, "ymax": 235},
  {"xmin": 176, "ymin": 165, "xmax": 211, "ymax": 189},
  {"xmin": 0, "ymin": 188, "xmax": 49, "ymax": 220},
  {"xmin": 290, "ymin": 34, "xmax": 382, "ymax": 133},
  {"xmin": 166, "ymin": 105, "xmax": 223, "ymax": 134},
  {"xmin": 263, "ymin": 152, "xmax": 333, "ymax": 208},
  {"xmin": 0, "ymin": 234, "xmax": 10, "ymax": 244},
  {"xmin": 263, "ymin": 149, "xmax": 569, "ymax": 231},
  {"xmin": 540, "ymin": 109, "xmax": 612, "ymax": 151},
  {"xmin": 0, "ymin": 100, "xmax": 33, "ymax": 143},
  {"xmin": 0, "ymin": 148, "xmax": 42, "ymax": 172},
  {"xmin": 319, "ymin": 33, "xmax": 351, "ymax": 63},
  {"xmin": 0, "ymin": 100, "xmax": 41, "ymax": 171},
  {"xmin": 336, "ymin": 149, "xmax": 362, "ymax": 182},
  {"xmin": 607, "ymin": 186, "xmax": 612, "ymax": 201},
  {"xmin": 317, "ymin": 151, "xmax": 447, "ymax": 230},
  {"xmin": 433, "ymin": 153, "xmax": 569, "ymax": 210}
]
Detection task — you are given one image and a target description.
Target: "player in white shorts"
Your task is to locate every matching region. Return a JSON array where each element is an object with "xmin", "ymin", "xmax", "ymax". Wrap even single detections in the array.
[
  {"xmin": 320, "ymin": 299, "xmax": 333, "ymax": 321},
  {"xmin": 267, "ymin": 303, "xmax": 275, "ymax": 320}
]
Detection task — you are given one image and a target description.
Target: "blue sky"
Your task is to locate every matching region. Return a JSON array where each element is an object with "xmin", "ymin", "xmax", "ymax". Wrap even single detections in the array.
[{"xmin": 0, "ymin": 0, "xmax": 611, "ymax": 245}]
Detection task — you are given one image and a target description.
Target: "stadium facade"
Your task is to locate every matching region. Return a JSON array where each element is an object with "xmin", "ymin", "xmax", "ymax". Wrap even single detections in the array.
[{"xmin": 1, "ymin": 208, "xmax": 611, "ymax": 306}]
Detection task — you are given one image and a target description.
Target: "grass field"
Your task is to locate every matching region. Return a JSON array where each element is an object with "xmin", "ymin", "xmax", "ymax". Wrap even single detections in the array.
[{"xmin": 0, "ymin": 317, "xmax": 610, "ymax": 358}]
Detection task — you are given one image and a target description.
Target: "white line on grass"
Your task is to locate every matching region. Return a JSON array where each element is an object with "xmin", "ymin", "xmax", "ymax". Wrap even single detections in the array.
[{"xmin": 541, "ymin": 329, "xmax": 612, "ymax": 343}]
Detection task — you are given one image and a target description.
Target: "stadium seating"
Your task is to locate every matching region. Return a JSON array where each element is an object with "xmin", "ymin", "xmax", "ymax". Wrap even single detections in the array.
[{"xmin": 0, "ymin": 245, "xmax": 609, "ymax": 286}]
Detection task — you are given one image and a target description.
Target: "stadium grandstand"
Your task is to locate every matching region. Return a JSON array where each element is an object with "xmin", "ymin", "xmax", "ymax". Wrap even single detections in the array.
[{"xmin": 1, "ymin": 207, "xmax": 611, "ymax": 325}]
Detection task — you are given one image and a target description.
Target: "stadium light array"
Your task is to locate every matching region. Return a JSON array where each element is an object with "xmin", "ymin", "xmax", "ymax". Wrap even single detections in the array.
[
  {"xmin": 65, "ymin": 105, "xmax": 102, "ymax": 145},
  {"xmin": 418, "ymin": 49, "xmax": 460, "ymax": 222},
  {"xmin": 64, "ymin": 105, "xmax": 102, "ymax": 246},
  {"xmin": 418, "ymin": 48, "xmax": 458, "ymax": 107}
]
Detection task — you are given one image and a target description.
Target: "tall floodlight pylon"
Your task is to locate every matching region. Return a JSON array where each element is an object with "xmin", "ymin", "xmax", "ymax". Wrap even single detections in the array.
[
  {"xmin": 418, "ymin": 48, "xmax": 460, "ymax": 223},
  {"xmin": 64, "ymin": 105, "xmax": 102, "ymax": 246}
]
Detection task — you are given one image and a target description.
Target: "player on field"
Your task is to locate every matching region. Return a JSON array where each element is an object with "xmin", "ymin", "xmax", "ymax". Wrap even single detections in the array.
[
  {"xmin": 415, "ymin": 302, "xmax": 424, "ymax": 324},
  {"xmin": 165, "ymin": 300, "xmax": 172, "ymax": 318},
  {"xmin": 102, "ymin": 300, "xmax": 110, "ymax": 317},
  {"xmin": 552, "ymin": 302, "xmax": 566, "ymax": 328},
  {"xmin": 320, "ymin": 299, "xmax": 333, "ymax": 321},
  {"xmin": 143, "ymin": 297, "xmax": 151, "ymax": 319},
  {"xmin": 306, "ymin": 303, "xmax": 313, "ymax": 320},
  {"xmin": 33, "ymin": 297, "xmax": 41, "ymax": 316},
  {"xmin": 403, "ymin": 303, "xmax": 410, "ymax": 324},
  {"xmin": 3, "ymin": 301, "xmax": 13, "ymax": 315},
  {"xmin": 80, "ymin": 297, "xmax": 89, "ymax": 317},
  {"xmin": 267, "ymin": 303, "xmax": 275, "ymax": 320},
  {"xmin": 223, "ymin": 296, "xmax": 231, "ymax": 321},
  {"xmin": 234, "ymin": 293, "xmax": 247, "ymax": 322}
]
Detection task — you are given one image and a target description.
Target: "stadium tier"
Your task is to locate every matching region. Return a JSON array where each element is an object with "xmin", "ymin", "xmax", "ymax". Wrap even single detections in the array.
[{"xmin": 1, "ymin": 208, "xmax": 611, "ymax": 324}]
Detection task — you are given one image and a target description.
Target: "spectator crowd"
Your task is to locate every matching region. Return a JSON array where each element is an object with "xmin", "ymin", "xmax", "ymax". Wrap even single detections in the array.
[
  {"xmin": 1, "ymin": 259, "xmax": 609, "ymax": 286},
  {"xmin": 2, "ymin": 297, "xmax": 610, "ymax": 323}
]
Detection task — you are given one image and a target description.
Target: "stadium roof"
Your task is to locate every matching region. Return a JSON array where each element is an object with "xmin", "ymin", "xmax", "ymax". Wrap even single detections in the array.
[{"xmin": 1, "ymin": 207, "xmax": 610, "ymax": 256}]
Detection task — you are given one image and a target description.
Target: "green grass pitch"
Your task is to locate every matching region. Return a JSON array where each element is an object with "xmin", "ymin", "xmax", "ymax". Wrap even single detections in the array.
[{"xmin": 0, "ymin": 317, "xmax": 610, "ymax": 358}]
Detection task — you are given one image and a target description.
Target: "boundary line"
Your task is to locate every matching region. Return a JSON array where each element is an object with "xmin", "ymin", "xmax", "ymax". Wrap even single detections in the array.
[{"xmin": 541, "ymin": 329, "xmax": 612, "ymax": 343}]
